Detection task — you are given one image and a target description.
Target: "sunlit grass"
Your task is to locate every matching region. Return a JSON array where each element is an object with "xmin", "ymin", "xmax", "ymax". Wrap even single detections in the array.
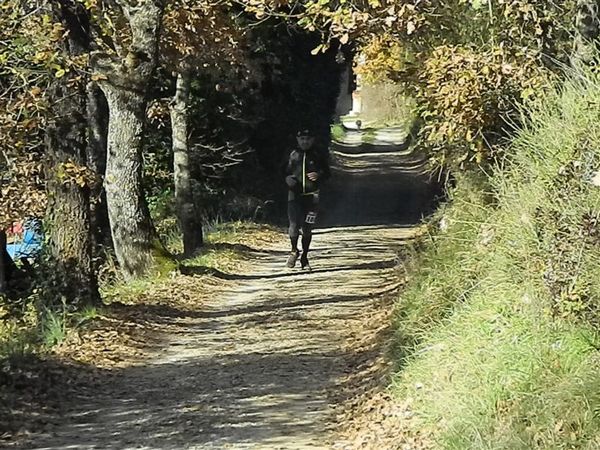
[
  {"xmin": 331, "ymin": 123, "xmax": 345, "ymax": 142},
  {"xmin": 391, "ymin": 67, "xmax": 600, "ymax": 448},
  {"xmin": 101, "ymin": 219, "xmax": 282, "ymax": 305}
]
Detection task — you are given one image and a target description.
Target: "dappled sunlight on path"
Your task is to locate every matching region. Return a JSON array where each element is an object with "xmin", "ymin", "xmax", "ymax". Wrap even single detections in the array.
[
  {"xmin": 20, "ymin": 226, "xmax": 418, "ymax": 450},
  {"xmin": 18, "ymin": 123, "xmax": 432, "ymax": 449}
]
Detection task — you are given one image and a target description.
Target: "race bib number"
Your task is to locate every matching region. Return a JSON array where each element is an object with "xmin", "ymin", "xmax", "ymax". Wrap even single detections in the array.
[{"xmin": 305, "ymin": 211, "xmax": 317, "ymax": 224}]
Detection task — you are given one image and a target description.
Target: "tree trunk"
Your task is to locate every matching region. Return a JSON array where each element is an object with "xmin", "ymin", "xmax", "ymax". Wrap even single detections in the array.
[
  {"xmin": 46, "ymin": 0, "xmax": 99, "ymax": 305},
  {"xmin": 86, "ymin": 81, "xmax": 111, "ymax": 249},
  {"xmin": 573, "ymin": 0, "xmax": 600, "ymax": 65},
  {"xmin": 102, "ymin": 86, "xmax": 164, "ymax": 277},
  {"xmin": 45, "ymin": 136, "xmax": 99, "ymax": 305},
  {"xmin": 92, "ymin": 0, "xmax": 170, "ymax": 279},
  {"xmin": 0, "ymin": 231, "xmax": 7, "ymax": 295},
  {"xmin": 170, "ymin": 70, "xmax": 203, "ymax": 256}
]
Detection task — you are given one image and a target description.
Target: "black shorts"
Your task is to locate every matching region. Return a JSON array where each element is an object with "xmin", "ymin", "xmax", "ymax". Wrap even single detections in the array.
[{"xmin": 288, "ymin": 193, "xmax": 319, "ymax": 237}]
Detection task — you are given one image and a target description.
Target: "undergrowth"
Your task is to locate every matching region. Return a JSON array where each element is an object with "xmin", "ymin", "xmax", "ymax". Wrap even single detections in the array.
[{"xmin": 392, "ymin": 67, "xmax": 600, "ymax": 449}]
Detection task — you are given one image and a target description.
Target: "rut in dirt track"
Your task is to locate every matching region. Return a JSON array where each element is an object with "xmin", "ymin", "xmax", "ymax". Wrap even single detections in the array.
[{"xmin": 19, "ymin": 125, "xmax": 433, "ymax": 450}]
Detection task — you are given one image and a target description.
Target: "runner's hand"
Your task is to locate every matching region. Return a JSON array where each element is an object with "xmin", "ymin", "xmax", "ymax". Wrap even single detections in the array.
[{"xmin": 307, "ymin": 172, "xmax": 319, "ymax": 181}]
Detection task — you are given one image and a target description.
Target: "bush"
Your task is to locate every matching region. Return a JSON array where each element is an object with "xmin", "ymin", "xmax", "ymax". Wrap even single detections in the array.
[
  {"xmin": 418, "ymin": 45, "xmax": 549, "ymax": 167},
  {"xmin": 349, "ymin": 2, "xmax": 576, "ymax": 170}
]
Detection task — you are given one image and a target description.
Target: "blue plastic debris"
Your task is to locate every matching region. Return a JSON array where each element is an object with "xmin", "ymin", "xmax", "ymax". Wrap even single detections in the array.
[{"xmin": 6, "ymin": 221, "xmax": 42, "ymax": 260}]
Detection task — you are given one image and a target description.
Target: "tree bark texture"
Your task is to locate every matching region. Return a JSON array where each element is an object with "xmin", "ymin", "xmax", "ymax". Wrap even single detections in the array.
[
  {"xmin": 0, "ymin": 231, "xmax": 17, "ymax": 295},
  {"xmin": 573, "ymin": 0, "xmax": 600, "ymax": 64},
  {"xmin": 86, "ymin": 81, "xmax": 111, "ymax": 248},
  {"xmin": 170, "ymin": 71, "xmax": 203, "ymax": 256},
  {"xmin": 46, "ymin": 0, "xmax": 99, "ymax": 305},
  {"xmin": 93, "ymin": 0, "xmax": 169, "ymax": 279},
  {"xmin": 0, "ymin": 231, "xmax": 7, "ymax": 295}
]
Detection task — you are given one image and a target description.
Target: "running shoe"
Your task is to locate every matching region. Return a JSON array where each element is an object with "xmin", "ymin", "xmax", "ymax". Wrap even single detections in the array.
[{"xmin": 286, "ymin": 251, "xmax": 300, "ymax": 268}]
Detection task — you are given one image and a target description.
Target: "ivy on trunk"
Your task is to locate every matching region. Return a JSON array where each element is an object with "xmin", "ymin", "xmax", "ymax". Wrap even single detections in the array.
[{"xmin": 45, "ymin": 0, "xmax": 99, "ymax": 306}]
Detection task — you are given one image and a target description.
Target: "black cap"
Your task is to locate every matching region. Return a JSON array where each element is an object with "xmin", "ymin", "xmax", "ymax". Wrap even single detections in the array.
[{"xmin": 296, "ymin": 128, "xmax": 313, "ymax": 137}]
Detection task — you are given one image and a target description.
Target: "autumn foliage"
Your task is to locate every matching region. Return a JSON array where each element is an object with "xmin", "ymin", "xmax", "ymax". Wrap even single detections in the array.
[
  {"xmin": 252, "ymin": 0, "xmax": 580, "ymax": 168},
  {"xmin": 417, "ymin": 45, "xmax": 548, "ymax": 165},
  {"xmin": 0, "ymin": 0, "xmax": 590, "ymax": 283},
  {"xmin": 0, "ymin": 1, "xmax": 60, "ymax": 228}
]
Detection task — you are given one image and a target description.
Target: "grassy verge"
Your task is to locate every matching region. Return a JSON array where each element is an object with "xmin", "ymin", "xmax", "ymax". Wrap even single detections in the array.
[
  {"xmin": 101, "ymin": 220, "xmax": 281, "ymax": 305},
  {"xmin": 331, "ymin": 123, "xmax": 346, "ymax": 142},
  {"xmin": 392, "ymin": 69, "xmax": 600, "ymax": 448},
  {"xmin": 360, "ymin": 82, "xmax": 417, "ymax": 129}
]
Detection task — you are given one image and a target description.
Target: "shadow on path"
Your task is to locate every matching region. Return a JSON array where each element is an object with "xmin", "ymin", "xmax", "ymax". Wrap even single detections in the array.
[
  {"xmin": 19, "ymin": 225, "xmax": 417, "ymax": 450},
  {"xmin": 16, "ymin": 128, "xmax": 429, "ymax": 450},
  {"xmin": 316, "ymin": 129, "xmax": 443, "ymax": 229},
  {"xmin": 181, "ymin": 257, "xmax": 398, "ymax": 281}
]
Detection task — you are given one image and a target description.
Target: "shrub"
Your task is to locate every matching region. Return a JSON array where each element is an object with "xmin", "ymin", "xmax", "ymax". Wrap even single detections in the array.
[{"xmin": 417, "ymin": 45, "xmax": 549, "ymax": 167}]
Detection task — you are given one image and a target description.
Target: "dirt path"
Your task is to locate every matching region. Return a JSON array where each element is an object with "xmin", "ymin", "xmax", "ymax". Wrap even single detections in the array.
[
  {"xmin": 17, "ymin": 225, "xmax": 416, "ymax": 450},
  {"xmin": 13, "ymin": 123, "xmax": 430, "ymax": 450}
]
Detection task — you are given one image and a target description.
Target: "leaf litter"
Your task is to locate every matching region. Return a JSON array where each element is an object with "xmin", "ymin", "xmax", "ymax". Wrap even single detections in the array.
[{"xmin": 1, "ymin": 224, "xmax": 429, "ymax": 449}]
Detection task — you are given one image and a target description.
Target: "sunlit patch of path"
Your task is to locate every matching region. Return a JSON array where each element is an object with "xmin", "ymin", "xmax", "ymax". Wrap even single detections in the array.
[
  {"xmin": 21, "ymin": 121, "xmax": 429, "ymax": 450},
  {"xmin": 20, "ymin": 225, "xmax": 417, "ymax": 450}
]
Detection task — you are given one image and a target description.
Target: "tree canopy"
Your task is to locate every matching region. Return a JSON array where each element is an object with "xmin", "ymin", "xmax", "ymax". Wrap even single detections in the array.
[
  {"xmin": 0, "ymin": 0, "xmax": 592, "ymax": 292},
  {"xmin": 243, "ymin": 0, "xmax": 580, "ymax": 167}
]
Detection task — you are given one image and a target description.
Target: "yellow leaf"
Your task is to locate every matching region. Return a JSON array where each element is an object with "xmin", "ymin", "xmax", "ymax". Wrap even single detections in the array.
[
  {"xmin": 55, "ymin": 69, "xmax": 66, "ymax": 78},
  {"xmin": 311, "ymin": 44, "xmax": 323, "ymax": 55},
  {"xmin": 521, "ymin": 88, "xmax": 534, "ymax": 99}
]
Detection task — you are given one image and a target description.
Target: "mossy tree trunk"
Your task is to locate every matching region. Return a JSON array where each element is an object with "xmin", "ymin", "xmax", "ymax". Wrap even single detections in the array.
[
  {"xmin": 170, "ymin": 70, "xmax": 203, "ymax": 256},
  {"xmin": 93, "ymin": 0, "xmax": 171, "ymax": 279},
  {"xmin": 46, "ymin": 0, "xmax": 99, "ymax": 305}
]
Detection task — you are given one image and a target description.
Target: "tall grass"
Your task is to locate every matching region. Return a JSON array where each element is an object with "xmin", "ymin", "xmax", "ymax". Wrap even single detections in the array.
[
  {"xmin": 0, "ymin": 302, "xmax": 72, "ymax": 360},
  {"xmin": 392, "ymin": 68, "xmax": 600, "ymax": 448}
]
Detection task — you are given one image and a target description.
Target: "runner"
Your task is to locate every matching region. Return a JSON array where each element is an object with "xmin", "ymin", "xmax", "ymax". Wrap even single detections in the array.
[{"xmin": 284, "ymin": 128, "xmax": 330, "ymax": 270}]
